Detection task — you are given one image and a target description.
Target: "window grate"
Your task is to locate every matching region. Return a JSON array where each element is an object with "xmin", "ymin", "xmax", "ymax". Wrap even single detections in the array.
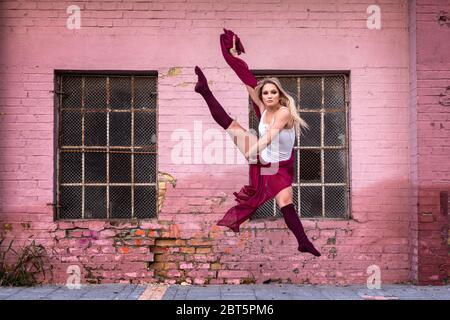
[
  {"xmin": 250, "ymin": 74, "xmax": 350, "ymax": 219},
  {"xmin": 55, "ymin": 73, "xmax": 158, "ymax": 220}
]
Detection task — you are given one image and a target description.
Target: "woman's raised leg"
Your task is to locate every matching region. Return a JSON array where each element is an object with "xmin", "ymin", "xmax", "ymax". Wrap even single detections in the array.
[
  {"xmin": 194, "ymin": 66, "xmax": 259, "ymax": 160},
  {"xmin": 194, "ymin": 66, "xmax": 234, "ymax": 130}
]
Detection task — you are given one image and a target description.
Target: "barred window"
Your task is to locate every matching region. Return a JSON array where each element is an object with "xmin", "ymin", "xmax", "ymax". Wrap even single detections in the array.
[
  {"xmin": 54, "ymin": 72, "xmax": 158, "ymax": 220},
  {"xmin": 250, "ymin": 74, "xmax": 350, "ymax": 219}
]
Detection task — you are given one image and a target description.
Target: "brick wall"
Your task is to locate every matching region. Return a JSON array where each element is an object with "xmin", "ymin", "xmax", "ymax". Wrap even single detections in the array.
[
  {"xmin": 408, "ymin": 0, "xmax": 420, "ymax": 284},
  {"xmin": 410, "ymin": 0, "xmax": 450, "ymax": 285},
  {"xmin": 0, "ymin": 0, "xmax": 446, "ymax": 285}
]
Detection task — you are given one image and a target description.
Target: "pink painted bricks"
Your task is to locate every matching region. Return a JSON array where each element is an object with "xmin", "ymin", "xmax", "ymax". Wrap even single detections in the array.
[{"xmin": 0, "ymin": 0, "xmax": 448, "ymax": 286}]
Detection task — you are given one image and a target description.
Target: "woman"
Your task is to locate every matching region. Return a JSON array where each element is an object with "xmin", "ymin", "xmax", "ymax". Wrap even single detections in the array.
[{"xmin": 194, "ymin": 29, "xmax": 320, "ymax": 256}]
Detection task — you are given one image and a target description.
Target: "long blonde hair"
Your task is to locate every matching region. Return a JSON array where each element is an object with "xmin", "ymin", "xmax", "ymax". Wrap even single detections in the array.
[{"xmin": 255, "ymin": 77, "xmax": 309, "ymax": 136}]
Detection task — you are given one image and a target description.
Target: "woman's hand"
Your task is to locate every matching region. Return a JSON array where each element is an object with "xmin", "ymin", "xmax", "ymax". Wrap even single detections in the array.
[
  {"xmin": 222, "ymin": 28, "xmax": 245, "ymax": 56},
  {"xmin": 245, "ymin": 149, "xmax": 258, "ymax": 163},
  {"xmin": 230, "ymin": 35, "xmax": 239, "ymax": 57}
]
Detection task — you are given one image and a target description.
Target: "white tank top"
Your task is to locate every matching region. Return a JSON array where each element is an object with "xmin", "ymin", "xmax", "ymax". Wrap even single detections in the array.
[{"xmin": 258, "ymin": 106, "xmax": 296, "ymax": 163}]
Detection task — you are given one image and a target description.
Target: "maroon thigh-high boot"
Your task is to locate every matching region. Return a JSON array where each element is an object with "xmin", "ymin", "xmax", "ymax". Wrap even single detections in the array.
[
  {"xmin": 280, "ymin": 203, "xmax": 321, "ymax": 257},
  {"xmin": 194, "ymin": 66, "xmax": 233, "ymax": 130}
]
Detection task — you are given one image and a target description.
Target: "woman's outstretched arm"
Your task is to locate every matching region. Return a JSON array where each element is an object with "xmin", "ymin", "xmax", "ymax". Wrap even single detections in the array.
[{"xmin": 220, "ymin": 29, "xmax": 264, "ymax": 119}]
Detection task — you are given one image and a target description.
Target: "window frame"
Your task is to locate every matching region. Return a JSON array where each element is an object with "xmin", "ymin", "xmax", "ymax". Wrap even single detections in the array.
[
  {"xmin": 249, "ymin": 70, "xmax": 351, "ymax": 220},
  {"xmin": 53, "ymin": 70, "xmax": 159, "ymax": 221}
]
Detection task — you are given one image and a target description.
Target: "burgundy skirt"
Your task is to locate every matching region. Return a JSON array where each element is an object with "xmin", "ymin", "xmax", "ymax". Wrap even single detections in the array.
[{"xmin": 217, "ymin": 150, "xmax": 295, "ymax": 232}]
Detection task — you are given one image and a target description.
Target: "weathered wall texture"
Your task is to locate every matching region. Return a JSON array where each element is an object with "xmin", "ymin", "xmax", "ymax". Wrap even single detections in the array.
[
  {"xmin": 409, "ymin": 0, "xmax": 450, "ymax": 285},
  {"xmin": 0, "ymin": 0, "xmax": 448, "ymax": 285}
]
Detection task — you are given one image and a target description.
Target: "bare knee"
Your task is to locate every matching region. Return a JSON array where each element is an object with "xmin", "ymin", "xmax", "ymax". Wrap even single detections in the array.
[
  {"xmin": 226, "ymin": 120, "xmax": 240, "ymax": 131},
  {"xmin": 277, "ymin": 199, "xmax": 293, "ymax": 208},
  {"xmin": 275, "ymin": 187, "xmax": 293, "ymax": 208}
]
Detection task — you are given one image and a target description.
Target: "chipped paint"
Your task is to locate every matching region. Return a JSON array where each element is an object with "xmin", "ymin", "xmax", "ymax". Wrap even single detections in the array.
[
  {"xmin": 157, "ymin": 171, "xmax": 176, "ymax": 211},
  {"xmin": 159, "ymin": 67, "xmax": 182, "ymax": 79},
  {"xmin": 437, "ymin": 11, "xmax": 450, "ymax": 27},
  {"xmin": 21, "ymin": 223, "xmax": 31, "ymax": 230},
  {"xmin": 175, "ymin": 81, "xmax": 191, "ymax": 87},
  {"xmin": 439, "ymin": 86, "xmax": 450, "ymax": 106},
  {"xmin": 167, "ymin": 67, "xmax": 182, "ymax": 77}
]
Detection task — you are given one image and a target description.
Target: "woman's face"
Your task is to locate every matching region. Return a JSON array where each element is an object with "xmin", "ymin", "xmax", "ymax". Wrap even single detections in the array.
[{"xmin": 261, "ymin": 83, "xmax": 281, "ymax": 108}]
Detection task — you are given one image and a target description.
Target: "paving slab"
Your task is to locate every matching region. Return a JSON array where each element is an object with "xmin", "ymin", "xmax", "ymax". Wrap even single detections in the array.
[{"xmin": 0, "ymin": 284, "xmax": 449, "ymax": 300}]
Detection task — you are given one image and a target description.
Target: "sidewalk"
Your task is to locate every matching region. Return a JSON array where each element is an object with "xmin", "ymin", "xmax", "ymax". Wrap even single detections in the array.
[{"xmin": 0, "ymin": 284, "xmax": 449, "ymax": 300}]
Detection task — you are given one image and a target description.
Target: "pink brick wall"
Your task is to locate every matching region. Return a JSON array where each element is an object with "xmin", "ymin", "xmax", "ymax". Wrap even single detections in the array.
[
  {"xmin": 410, "ymin": 0, "xmax": 450, "ymax": 285},
  {"xmin": 0, "ymin": 0, "xmax": 447, "ymax": 285},
  {"xmin": 409, "ymin": 0, "xmax": 420, "ymax": 284}
]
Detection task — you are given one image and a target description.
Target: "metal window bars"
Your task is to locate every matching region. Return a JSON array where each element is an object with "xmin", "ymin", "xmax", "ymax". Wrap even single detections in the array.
[
  {"xmin": 250, "ymin": 74, "xmax": 350, "ymax": 219},
  {"xmin": 55, "ymin": 74, "xmax": 158, "ymax": 220}
]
